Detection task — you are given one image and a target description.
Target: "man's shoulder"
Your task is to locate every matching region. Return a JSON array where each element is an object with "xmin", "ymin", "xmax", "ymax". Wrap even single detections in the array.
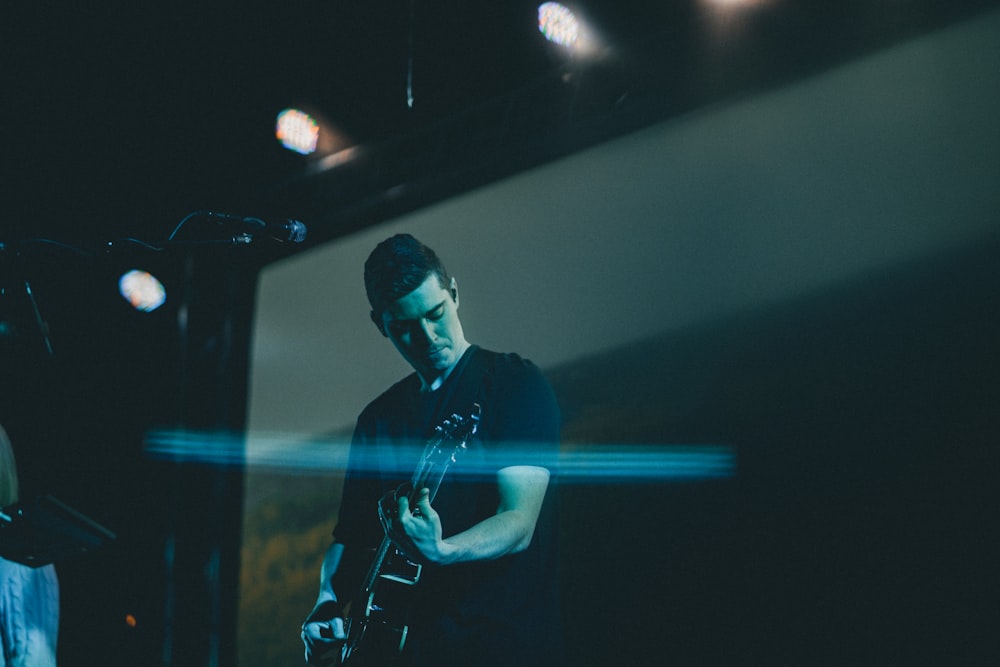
[
  {"xmin": 474, "ymin": 347, "xmax": 541, "ymax": 376},
  {"xmin": 472, "ymin": 347, "xmax": 561, "ymax": 441},
  {"xmin": 357, "ymin": 372, "xmax": 420, "ymax": 421},
  {"xmin": 473, "ymin": 347, "xmax": 554, "ymax": 399},
  {"xmin": 476, "ymin": 347, "xmax": 538, "ymax": 371}
]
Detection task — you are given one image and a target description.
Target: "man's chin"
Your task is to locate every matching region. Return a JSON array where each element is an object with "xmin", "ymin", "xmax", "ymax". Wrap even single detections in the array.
[{"xmin": 427, "ymin": 349, "xmax": 452, "ymax": 366}]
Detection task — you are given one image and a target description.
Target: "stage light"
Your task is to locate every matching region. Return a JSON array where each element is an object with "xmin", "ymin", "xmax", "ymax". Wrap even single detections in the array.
[
  {"xmin": 119, "ymin": 270, "xmax": 166, "ymax": 313},
  {"xmin": 537, "ymin": 3, "xmax": 604, "ymax": 59},
  {"xmin": 275, "ymin": 108, "xmax": 320, "ymax": 155},
  {"xmin": 704, "ymin": 0, "xmax": 768, "ymax": 6},
  {"xmin": 538, "ymin": 2, "xmax": 579, "ymax": 47}
]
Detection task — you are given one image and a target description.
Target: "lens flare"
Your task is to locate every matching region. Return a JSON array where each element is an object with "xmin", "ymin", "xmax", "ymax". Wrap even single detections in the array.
[{"xmin": 145, "ymin": 430, "xmax": 735, "ymax": 481}]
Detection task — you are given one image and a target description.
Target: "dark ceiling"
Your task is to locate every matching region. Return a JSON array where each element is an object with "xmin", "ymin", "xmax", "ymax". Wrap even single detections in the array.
[{"xmin": 2, "ymin": 0, "xmax": 997, "ymax": 253}]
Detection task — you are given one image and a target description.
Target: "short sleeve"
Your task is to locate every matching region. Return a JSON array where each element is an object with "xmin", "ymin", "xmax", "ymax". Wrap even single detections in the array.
[{"xmin": 479, "ymin": 355, "xmax": 561, "ymax": 473}]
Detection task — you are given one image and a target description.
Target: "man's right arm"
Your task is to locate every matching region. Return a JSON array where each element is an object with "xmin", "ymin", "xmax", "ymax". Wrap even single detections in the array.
[{"xmin": 301, "ymin": 542, "xmax": 349, "ymax": 664}]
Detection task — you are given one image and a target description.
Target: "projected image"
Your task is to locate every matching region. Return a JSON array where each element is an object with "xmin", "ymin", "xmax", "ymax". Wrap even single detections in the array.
[{"xmin": 239, "ymin": 13, "xmax": 1000, "ymax": 664}]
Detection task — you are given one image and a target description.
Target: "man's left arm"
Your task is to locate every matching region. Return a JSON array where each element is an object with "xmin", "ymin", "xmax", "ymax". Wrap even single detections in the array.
[
  {"xmin": 396, "ymin": 464, "xmax": 550, "ymax": 565},
  {"xmin": 394, "ymin": 356, "xmax": 559, "ymax": 565}
]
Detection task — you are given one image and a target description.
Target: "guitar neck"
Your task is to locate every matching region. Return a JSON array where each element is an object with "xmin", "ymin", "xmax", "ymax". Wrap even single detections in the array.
[
  {"xmin": 360, "ymin": 533, "xmax": 395, "ymax": 596},
  {"xmin": 409, "ymin": 417, "xmax": 473, "ymax": 506},
  {"xmin": 342, "ymin": 407, "xmax": 480, "ymax": 665},
  {"xmin": 362, "ymin": 407, "xmax": 480, "ymax": 592}
]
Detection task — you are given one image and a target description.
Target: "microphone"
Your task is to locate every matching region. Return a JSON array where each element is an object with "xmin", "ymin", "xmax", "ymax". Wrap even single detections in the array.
[{"xmin": 205, "ymin": 211, "xmax": 307, "ymax": 243}]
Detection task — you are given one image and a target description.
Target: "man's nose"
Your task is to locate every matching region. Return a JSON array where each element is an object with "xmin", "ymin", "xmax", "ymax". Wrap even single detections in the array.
[{"xmin": 417, "ymin": 319, "xmax": 437, "ymax": 343}]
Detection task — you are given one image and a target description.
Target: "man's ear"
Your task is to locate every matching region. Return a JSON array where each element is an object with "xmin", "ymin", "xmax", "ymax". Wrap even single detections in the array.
[
  {"xmin": 450, "ymin": 278, "xmax": 459, "ymax": 305},
  {"xmin": 370, "ymin": 310, "xmax": 388, "ymax": 337}
]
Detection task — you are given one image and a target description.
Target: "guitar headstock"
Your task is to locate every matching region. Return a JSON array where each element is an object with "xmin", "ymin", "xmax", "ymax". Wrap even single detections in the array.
[
  {"xmin": 415, "ymin": 403, "xmax": 481, "ymax": 501},
  {"xmin": 432, "ymin": 403, "xmax": 481, "ymax": 443}
]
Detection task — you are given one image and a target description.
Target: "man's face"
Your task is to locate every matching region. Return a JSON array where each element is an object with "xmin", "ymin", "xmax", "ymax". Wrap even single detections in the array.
[{"xmin": 376, "ymin": 274, "xmax": 467, "ymax": 384}]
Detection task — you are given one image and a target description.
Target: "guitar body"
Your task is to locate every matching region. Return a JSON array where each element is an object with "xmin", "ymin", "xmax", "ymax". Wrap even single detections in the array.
[
  {"xmin": 336, "ymin": 407, "xmax": 481, "ymax": 667},
  {"xmin": 340, "ymin": 558, "xmax": 415, "ymax": 666}
]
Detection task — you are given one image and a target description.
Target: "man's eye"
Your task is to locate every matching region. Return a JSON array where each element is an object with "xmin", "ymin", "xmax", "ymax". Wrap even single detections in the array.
[{"xmin": 428, "ymin": 308, "xmax": 444, "ymax": 321}]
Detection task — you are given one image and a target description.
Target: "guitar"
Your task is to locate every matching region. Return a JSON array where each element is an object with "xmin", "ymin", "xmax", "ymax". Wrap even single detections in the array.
[{"xmin": 335, "ymin": 404, "xmax": 481, "ymax": 667}]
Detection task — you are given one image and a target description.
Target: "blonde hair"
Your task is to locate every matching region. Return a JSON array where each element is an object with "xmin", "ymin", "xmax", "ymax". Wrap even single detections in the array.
[{"xmin": 0, "ymin": 424, "xmax": 19, "ymax": 507}]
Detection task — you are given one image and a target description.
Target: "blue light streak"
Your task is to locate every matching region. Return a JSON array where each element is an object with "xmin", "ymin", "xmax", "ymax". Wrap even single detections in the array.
[{"xmin": 144, "ymin": 430, "xmax": 735, "ymax": 481}]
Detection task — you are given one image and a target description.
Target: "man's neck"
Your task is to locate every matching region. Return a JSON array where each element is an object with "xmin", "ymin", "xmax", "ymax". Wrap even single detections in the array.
[{"xmin": 419, "ymin": 340, "xmax": 472, "ymax": 392}]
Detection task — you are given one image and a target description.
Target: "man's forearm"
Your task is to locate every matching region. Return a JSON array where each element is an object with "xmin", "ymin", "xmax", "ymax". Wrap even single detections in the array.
[
  {"xmin": 403, "ymin": 465, "xmax": 551, "ymax": 566},
  {"xmin": 433, "ymin": 506, "xmax": 541, "ymax": 564},
  {"xmin": 315, "ymin": 542, "xmax": 345, "ymax": 605}
]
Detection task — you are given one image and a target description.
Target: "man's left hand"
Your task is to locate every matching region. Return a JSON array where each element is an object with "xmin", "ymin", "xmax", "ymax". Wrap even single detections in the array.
[{"xmin": 392, "ymin": 487, "xmax": 455, "ymax": 565}]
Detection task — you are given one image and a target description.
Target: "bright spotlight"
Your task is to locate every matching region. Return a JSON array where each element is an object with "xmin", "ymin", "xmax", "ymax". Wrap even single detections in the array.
[
  {"xmin": 119, "ymin": 270, "xmax": 166, "ymax": 313},
  {"xmin": 275, "ymin": 108, "xmax": 320, "ymax": 155},
  {"xmin": 538, "ymin": 2, "xmax": 579, "ymax": 47}
]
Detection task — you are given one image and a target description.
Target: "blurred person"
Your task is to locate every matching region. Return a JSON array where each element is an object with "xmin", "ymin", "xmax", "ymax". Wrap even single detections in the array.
[{"xmin": 0, "ymin": 425, "xmax": 59, "ymax": 667}]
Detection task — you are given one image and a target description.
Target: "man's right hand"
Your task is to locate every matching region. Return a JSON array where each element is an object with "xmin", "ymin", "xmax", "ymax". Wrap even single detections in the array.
[{"xmin": 301, "ymin": 615, "xmax": 347, "ymax": 665}]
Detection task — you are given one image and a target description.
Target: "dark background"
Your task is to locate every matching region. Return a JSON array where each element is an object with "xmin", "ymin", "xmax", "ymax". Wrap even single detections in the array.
[
  {"xmin": 4, "ymin": 1, "xmax": 997, "ymax": 247},
  {"xmin": 2, "ymin": 2, "xmax": 999, "ymax": 665}
]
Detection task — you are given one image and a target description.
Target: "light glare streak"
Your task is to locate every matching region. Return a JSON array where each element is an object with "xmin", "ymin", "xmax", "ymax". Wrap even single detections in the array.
[{"xmin": 145, "ymin": 430, "xmax": 735, "ymax": 481}]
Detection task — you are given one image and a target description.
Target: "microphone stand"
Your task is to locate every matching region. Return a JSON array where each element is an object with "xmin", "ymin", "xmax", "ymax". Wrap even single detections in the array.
[
  {"xmin": 104, "ymin": 233, "xmax": 257, "ymax": 253},
  {"xmin": 0, "ymin": 241, "xmax": 55, "ymax": 357}
]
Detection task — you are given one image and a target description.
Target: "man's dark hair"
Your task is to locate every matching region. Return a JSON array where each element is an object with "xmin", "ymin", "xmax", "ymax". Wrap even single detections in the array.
[{"xmin": 364, "ymin": 234, "xmax": 451, "ymax": 316}]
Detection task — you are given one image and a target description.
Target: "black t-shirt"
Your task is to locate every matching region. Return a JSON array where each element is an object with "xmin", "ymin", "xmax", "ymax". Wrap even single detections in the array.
[{"xmin": 333, "ymin": 346, "xmax": 562, "ymax": 666}]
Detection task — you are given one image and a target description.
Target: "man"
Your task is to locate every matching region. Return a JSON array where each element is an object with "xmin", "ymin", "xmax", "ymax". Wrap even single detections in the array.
[{"xmin": 301, "ymin": 234, "xmax": 562, "ymax": 666}]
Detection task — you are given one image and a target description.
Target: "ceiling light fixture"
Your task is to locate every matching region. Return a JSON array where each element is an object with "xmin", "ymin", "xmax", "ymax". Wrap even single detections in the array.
[
  {"xmin": 119, "ymin": 270, "xmax": 166, "ymax": 313},
  {"xmin": 275, "ymin": 108, "xmax": 320, "ymax": 155},
  {"xmin": 538, "ymin": 2, "xmax": 580, "ymax": 48}
]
